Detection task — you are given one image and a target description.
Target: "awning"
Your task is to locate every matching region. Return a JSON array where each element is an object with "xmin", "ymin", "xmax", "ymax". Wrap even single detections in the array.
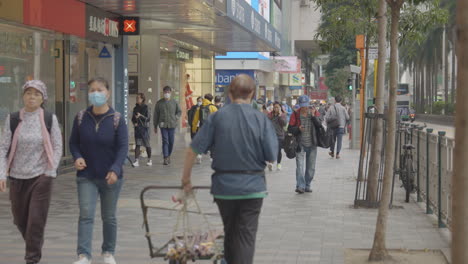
[{"xmin": 79, "ymin": 0, "xmax": 281, "ymax": 53}]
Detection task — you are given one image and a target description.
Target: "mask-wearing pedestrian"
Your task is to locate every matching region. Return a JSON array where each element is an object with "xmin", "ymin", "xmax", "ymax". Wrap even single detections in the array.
[
  {"xmin": 282, "ymin": 101, "xmax": 287, "ymax": 105},
  {"xmin": 88, "ymin": 91, "xmax": 108, "ymax": 107},
  {"xmin": 197, "ymin": 101, "xmax": 202, "ymax": 106},
  {"xmin": 164, "ymin": 93, "xmax": 171, "ymax": 99}
]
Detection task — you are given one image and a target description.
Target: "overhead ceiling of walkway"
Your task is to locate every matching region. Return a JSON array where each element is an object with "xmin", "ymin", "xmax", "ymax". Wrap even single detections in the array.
[{"xmin": 80, "ymin": 0, "xmax": 279, "ymax": 53}]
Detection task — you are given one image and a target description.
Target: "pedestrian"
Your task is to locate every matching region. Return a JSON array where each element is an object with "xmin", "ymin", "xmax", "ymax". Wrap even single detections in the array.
[
  {"xmin": 153, "ymin": 86, "xmax": 182, "ymax": 165},
  {"xmin": 180, "ymin": 74, "xmax": 277, "ymax": 264},
  {"xmin": 0, "ymin": 80, "xmax": 62, "ymax": 264},
  {"xmin": 214, "ymin": 95, "xmax": 223, "ymax": 109},
  {"xmin": 282, "ymin": 98, "xmax": 293, "ymax": 122},
  {"xmin": 325, "ymin": 95, "xmax": 350, "ymax": 159},
  {"xmin": 69, "ymin": 77, "xmax": 128, "ymax": 264},
  {"xmin": 190, "ymin": 93, "xmax": 218, "ymax": 164},
  {"xmin": 288, "ymin": 95, "xmax": 322, "ymax": 194},
  {"xmin": 188, "ymin": 97, "xmax": 203, "ymax": 139},
  {"xmin": 131, "ymin": 93, "xmax": 152, "ymax": 167},
  {"xmin": 268, "ymin": 101, "xmax": 287, "ymax": 171}
]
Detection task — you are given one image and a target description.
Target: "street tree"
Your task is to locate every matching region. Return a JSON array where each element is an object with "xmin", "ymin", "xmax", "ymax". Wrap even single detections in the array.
[
  {"xmin": 368, "ymin": 0, "xmax": 446, "ymax": 261},
  {"xmin": 452, "ymin": 0, "xmax": 468, "ymax": 262}
]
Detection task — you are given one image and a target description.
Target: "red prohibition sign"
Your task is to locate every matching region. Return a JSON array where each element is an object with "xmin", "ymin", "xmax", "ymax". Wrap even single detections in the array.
[{"xmin": 123, "ymin": 20, "xmax": 137, "ymax": 33}]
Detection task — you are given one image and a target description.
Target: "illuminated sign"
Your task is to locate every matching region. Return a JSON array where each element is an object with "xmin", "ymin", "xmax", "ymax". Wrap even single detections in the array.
[
  {"xmin": 120, "ymin": 17, "xmax": 140, "ymax": 35},
  {"xmin": 176, "ymin": 48, "xmax": 193, "ymax": 61}
]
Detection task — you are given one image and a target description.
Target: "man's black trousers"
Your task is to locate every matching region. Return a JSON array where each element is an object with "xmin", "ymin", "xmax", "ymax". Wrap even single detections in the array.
[{"xmin": 215, "ymin": 198, "xmax": 263, "ymax": 264}]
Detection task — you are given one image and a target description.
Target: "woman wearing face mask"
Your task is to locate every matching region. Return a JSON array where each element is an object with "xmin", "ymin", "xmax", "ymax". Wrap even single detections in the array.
[
  {"xmin": 131, "ymin": 93, "xmax": 152, "ymax": 167},
  {"xmin": 268, "ymin": 101, "xmax": 287, "ymax": 171},
  {"xmin": 0, "ymin": 80, "xmax": 62, "ymax": 264},
  {"xmin": 69, "ymin": 77, "xmax": 129, "ymax": 264}
]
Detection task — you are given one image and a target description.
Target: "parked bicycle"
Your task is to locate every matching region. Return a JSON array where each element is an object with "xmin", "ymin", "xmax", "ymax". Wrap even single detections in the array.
[{"xmin": 399, "ymin": 143, "xmax": 416, "ymax": 203}]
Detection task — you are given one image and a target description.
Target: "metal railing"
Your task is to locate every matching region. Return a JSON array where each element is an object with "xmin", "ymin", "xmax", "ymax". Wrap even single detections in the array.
[{"xmin": 397, "ymin": 123, "xmax": 453, "ymax": 229}]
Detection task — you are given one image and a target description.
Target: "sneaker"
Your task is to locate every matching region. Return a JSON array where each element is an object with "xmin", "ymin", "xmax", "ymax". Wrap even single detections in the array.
[
  {"xmin": 132, "ymin": 160, "xmax": 139, "ymax": 167},
  {"xmin": 102, "ymin": 252, "xmax": 116, "ymax": 264},
  {"xmin": 146, "ymin": 159, "xmax": 152, "ymax": 166},
  {"xmin": 73, "ymin": 254, "xmax": 91, "ymax": 264},
  {"xmin": 329, "ymin": 152, "xmax": 335, "ymax": 158},
  {"xmin": 305, "ymin": 188, "xmax": 312, "ymax": 193},
  {"xmin": 163, "ymin": 158, "xmax": 169, "ymax": 165},
  {"xmin": 268, "ymin": 163, "xmax": 273, "ymax": 171},
  {"xmin": 277, "ymin": 164, "xmax": 282, "ymax": 171},
  {"xmin": 295, "ymin": 188, "xmax": 304, "ymax": 194},
  {"xmin": 197, "ymin": 154, "xmax": 202, "ymax": 164},
  {"xmin": 336, "ymin": 154, "xmax": 341, "ymax": 159}
]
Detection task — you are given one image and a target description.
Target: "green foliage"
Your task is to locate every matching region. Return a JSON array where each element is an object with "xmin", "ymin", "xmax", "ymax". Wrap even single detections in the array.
[
  {"xmin": 325, "ymin": 68, "xmax": 352, "ymax": 99},
  {"xmin": 432, "ymin": 101, "xmax": 446, "ymax": 114},
  {"xmin": 323, "ymin": 38, "xmax": 356, "ymax": 77},
  {"xmin": 425, "ymin": 101, "xmax": 455, "ymax": 115}
]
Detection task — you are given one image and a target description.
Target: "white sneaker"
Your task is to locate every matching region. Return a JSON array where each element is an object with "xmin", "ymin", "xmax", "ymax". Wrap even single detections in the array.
[
  {"xmin": 197, "ymin": 154, "xmax": 202, "ymax": 164},
  {"xmin": 102, "ymin": 252, "xmax": 116, "ymax": 264},
  {"xmin": 73, "ymin": 254, "xmax": 91, "ymax": 264},
  {"xmin": 277, "ymin": 164, "xmax": 282, "ymax": 171},
  {"xmin": 132, "ymin": 160, "xmax": 139, "ymax": 167},
  {"xmin": 146, "ymin": 159, "xmax": 152, "ymax": 166},
  {"xmin": 268, "ymin": 163, "xmax": 273, "ymax": 171}
]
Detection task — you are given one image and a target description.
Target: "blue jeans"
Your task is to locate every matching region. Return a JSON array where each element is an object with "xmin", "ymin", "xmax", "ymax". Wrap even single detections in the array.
[
  {"xmin": 160, "ymin": 128, "xmax": 176, "ymax": 158},
  {"xmin": 76, "ymin": 177, "xmax": 123, "ymax": 259},
  {"xmin": 330, "ymin": 127, "xmax": 345, "ymax": 154},
  {"xmin": 295, "ymin": 145, "xmax": 318, "ymax": 190}
]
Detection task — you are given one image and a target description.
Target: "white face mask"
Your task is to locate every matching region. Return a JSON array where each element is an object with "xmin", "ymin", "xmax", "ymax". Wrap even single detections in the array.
[
  {"xmin": 197, "ymin": 101, "xmax": 202, "ymax": 106},
  {"xmin": 267, "ymin": 106, "xmax": 273, "ymax": 112},
  {"xmin": 164, "ymin": 93, "xmax": 171, "ymax": 99},
  {"xmin": 282, "ymin": 101, "xmax": 287, "ymax": 105}
]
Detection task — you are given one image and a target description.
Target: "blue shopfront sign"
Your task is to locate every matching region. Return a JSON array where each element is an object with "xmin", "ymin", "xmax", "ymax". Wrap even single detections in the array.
[
  {"xmin": 215, "ymin": 70, "xmax": 255, "ymax": 85},
  {"xmin": 227, "ymin": 0, "xmax": 281, "ymax": 51}
]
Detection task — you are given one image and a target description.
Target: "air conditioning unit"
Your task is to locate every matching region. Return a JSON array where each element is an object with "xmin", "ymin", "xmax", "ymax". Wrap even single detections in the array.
[{"xmin": 300, "ymin": 0, "xmax": 311, "ymax": 7}]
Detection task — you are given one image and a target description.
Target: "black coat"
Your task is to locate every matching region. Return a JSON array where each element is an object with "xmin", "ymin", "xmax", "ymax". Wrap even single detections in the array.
[{"xmin": 132, "ymin": 103, "xmax": 150, "ymax": 127}]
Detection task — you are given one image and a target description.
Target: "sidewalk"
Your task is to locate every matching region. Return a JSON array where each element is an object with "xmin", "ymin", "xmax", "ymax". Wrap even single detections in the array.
[{"xmin": 0, "ymin": 136, "xmax": 450, "ymax": 264}]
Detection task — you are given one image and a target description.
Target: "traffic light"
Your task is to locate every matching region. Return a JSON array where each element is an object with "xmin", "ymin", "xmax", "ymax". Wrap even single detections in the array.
[{"xmin": 347, "ymin": 78, "xmax": 353, "ymax": 91}]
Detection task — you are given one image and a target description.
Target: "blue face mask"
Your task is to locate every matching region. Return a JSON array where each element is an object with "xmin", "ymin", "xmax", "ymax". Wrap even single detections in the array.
[{"xmin": 88, "ymin": 92, "xmax": 108, "ymax": 107}]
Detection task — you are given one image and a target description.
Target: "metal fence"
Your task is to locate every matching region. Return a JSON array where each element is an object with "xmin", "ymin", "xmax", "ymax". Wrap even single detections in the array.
[
  {"xmin": 354, "ymin": 117, "xmax": 454, "ymax": 230},
  {"xmin": 396, "ymin": 123, "xmax": 454, "ymax": 229}
]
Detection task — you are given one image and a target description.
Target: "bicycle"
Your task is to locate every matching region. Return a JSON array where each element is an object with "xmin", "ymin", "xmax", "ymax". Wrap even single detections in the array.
[{"xmin": 399, "ymin": 143, "xmax": 416, "ymax": 203}]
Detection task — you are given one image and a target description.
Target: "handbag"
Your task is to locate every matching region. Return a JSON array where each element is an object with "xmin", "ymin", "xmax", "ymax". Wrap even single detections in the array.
[
  {"xmin": 283, "ymin": 133, "xmax": 298, "ymax": 159},
  {"xmin": 327, "ymin": 105, "xmax": 340, "ymax": 129},
  {"xmin": 316, "ymin": 125, "xmax": 332, "ymax": 148}
]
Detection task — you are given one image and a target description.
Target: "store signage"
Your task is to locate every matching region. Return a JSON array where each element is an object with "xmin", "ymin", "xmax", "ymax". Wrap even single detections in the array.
[
  {"xmin": 274, "ymin": 56, "xmax": 301, "ymax": 73},
  {"xmin": 309, "ymin": 91, "xmax": 328, "ymax": 100},
  {"xmin": 88, "ymin": 16, "xmax": 119, "ymax": 38},
  {"xmin": 120, "ymin": 17, "xmax": 140, "ymax": 35},
  {"xmin": 215, "ymin": 70, "xmax": 255, "ymax": 85},
  {"xmin": 227, "ymin": 0, "xmax": 281, "ymax": 51},
  {"xmin": 0, "ymin": 66, "xmax": 4, "ymax": 75},
  {"xmin": 86, "ymin": 5, "xmax": 121, "ymax": 45},
  {"xmin": 290, "ymin": 73, "xmax": 302, "ymax": 86},
  {"xmin": 176, "ymin": 48, "xmax": 193, "ymax": 61}
]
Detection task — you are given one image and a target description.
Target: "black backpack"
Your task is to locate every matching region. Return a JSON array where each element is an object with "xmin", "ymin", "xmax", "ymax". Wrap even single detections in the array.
[
  {"xmin": 10, "ymin": 111, "xmax": 53, "ymax": 136},
  {"xmin": 199, "ymin": 104, "xmax": 214, "ymax": 127}
]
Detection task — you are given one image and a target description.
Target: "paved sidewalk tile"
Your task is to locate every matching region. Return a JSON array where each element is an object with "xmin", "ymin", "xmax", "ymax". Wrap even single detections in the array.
[{"xmin": 0, "ymin": 136, "xmax": 450, "ymax": 264}]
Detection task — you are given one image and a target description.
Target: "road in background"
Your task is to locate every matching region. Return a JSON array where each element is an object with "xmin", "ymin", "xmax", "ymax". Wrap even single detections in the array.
[{"xmin": 412, "ymin": 121, "xmax": 455, "ymax": 139}]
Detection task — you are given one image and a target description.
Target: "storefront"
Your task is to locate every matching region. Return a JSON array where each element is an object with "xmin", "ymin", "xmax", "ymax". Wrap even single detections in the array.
[{"xmin": 0, "ymin": 1, "xmax": 123, "ymax": 157}]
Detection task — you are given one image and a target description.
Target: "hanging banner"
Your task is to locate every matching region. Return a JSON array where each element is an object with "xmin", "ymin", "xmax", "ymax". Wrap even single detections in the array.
[{"xmin": 274, "ymin": 56, "xmax": 301, "ymax": 73}]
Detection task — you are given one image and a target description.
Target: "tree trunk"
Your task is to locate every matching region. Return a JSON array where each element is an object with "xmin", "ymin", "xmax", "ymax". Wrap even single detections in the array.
[
  {"xmin": 426, "ymin": 65, "xmax": 431, "ymax": 113},
  {"xmin": 421, "ymin": 65, "xmax": 425, "ymax": 112},
  {"xmin": 366, "ymin": 0, "xmax": 387, "ymax": 205},
  {"xmin": 451, "ymin": 26, "xmax": 456, "ymax": 104},
  {"xmin": 452, "ymin": 1, "xmax": 468, "ymax": 262},
  {"xmin": 369, "ymin": 0, "xmax": 401, "ymax": 260},
  {"xmin": 444, "ymin": 26, "xmax": 449, "ymax": 113}
]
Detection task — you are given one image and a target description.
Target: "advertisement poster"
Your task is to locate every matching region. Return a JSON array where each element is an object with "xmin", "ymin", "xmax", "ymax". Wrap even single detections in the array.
[
  {"xmin": 259, "ymin": 0, "xmax": 270, "ymax": 22},
  {"xmin": 274, "ymin": 56, "xmax": 301, "ymax": 73}
]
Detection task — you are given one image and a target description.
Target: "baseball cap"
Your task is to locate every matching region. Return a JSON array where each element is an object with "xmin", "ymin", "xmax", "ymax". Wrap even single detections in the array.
[
  {"xmin": 22, "ymin": 80, "xmax": 48, "ymax": 101},
  {"xmin": 298, "ymin": 95, "xmax": 310, "ymax": 108}
]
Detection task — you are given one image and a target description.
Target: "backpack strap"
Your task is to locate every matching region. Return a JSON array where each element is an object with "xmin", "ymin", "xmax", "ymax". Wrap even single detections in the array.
[
  {"xmin": 77, "ymin": 110, "xmax": 86, "ymax": 127},
  {"xmin": 43, "ymin": 110, "xmax": 53, "ymax": 134},
  {"xmin": 9, "ymin": 112, "xmax": 20, "ymax": 136},
  {"xmin": 113, "ymin": 112, "xmax": 121, "ymax": 131}
]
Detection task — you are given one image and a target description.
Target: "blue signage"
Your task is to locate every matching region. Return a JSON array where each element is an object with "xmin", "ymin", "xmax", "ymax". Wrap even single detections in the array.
[
  {"xmin": 215, "ymin": 70, "xmax": 255, "ymax": 85},
  {"xmin": 99, "ymin": 46, "xmax": 112, "ymax": 58}
]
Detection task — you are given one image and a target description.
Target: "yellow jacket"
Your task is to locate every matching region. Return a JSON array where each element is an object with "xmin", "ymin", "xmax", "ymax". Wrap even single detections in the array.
[{"xmin": 191, "ymin": 99, "xmax": 218, "ymax": 133}]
